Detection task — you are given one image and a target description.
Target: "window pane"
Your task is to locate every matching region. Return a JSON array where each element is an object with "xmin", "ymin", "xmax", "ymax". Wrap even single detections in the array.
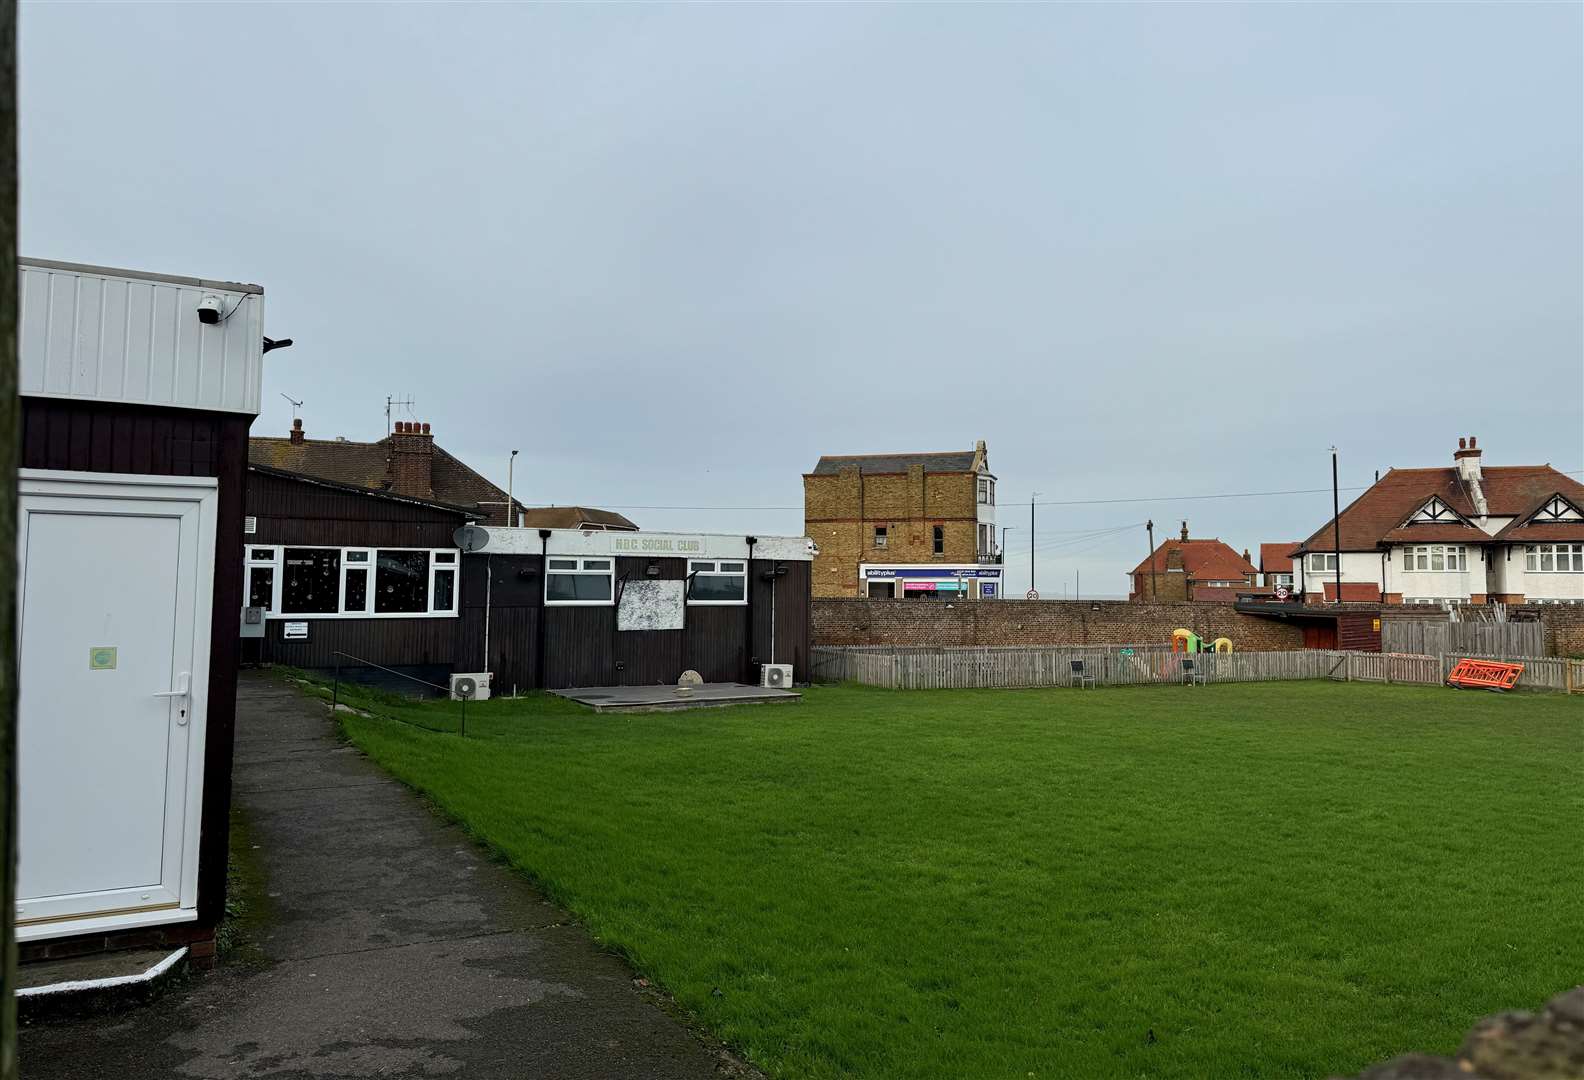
[
  {"xmin": 434, "ymin": 551, "xmax": 457, "ymax": 564},
  {"xmin": 1541, "ymin": 552, "xmax": 1554, "ymax": 572},
  {"xmin": 433, "ymin": 568, "xmax": 455, "ymax": 611},
  {"xmin": 248, "ymin": 567, "xmax": 274, "ymax": 611},
  {"xmin": 345, "ymin": 568, "xmax": 368, "ymax": 612},
  {"xmin": 375, "ymin": 550, "xmax": 431, "ymax": 613},
  {"xmin": 547, "ymin": 573, "xmax": 611, "ymax": 602},
  {"xmin": 345, "ymin": 550, "xmax": 370, "ymax": 563},
  {"xmin": 249, "ymin": 548, "xmax": 275, "ymax": 561},
  {"xmin": 689, "ymin": 561, "xmax": 713, "ymax": 573},
  {"xmin": 1526, "ymin": 549, "xmax": 1537, "ymax": 571},
  {"xmin": 1431, "ymin": 550, "xmax": 1443, "ymax": 571},
  {"xmin": 282, "ymin": 549, "xmax": 340, "ymax": 614},
  {"xmin": 719, "ymin": 562, "xmax": 745, "ymax": 573},
  {"xmin": 582, "ymin": 559, "xmax": 611, "ymax": 571},
  {"xmin": 548, "ymin": 559, "xmax": 578, "ymax": 570},
  {"xmin": 692, "ymin": 574, "xmax": 746, "ymax": 602}
]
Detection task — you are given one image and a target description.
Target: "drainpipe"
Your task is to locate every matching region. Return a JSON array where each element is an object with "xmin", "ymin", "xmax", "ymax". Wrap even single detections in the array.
[
  {"xmin": 483, "ymin": 554, "xmax": 492, "ymax": 674},
  {"xmin": 745, "ymin": 535, "xmax": 758, "ymax": 682},
  {"xmin": 536, "ymin": 529, "xmax": 551, "ymax": 688}
]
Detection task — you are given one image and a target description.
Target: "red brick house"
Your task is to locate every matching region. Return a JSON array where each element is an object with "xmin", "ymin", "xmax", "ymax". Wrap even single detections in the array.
[
  {"xmin": 249, "ymin": 418, "xmax": 524, "ymax": 526},
  {"xmin": 1129, "ymin": 523, "xmax": 1258, "ymax": 601},
  {"xmin": 1259, "ymin": 543, "xmax": 1298, "ymax": 591}
]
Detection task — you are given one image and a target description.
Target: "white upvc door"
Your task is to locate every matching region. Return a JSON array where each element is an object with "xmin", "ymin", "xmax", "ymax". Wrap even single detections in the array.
[{"xmin": 15, "ymin": 470, "xmax": 217, "ymax": 940}]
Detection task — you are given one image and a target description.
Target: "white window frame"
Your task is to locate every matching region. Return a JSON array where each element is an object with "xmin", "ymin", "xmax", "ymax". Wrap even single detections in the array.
[
  {"xmin": 430, "ymin": 550, "xmax": 459, "ymax": 614},
  {"xmin": 1525, "ymin": 543, "xmax": 1584, "ymax": 573},
  {"xmin": 686, "ymin": 559, "xmax": 749, "ymax": 606},
  {"xmin": 244, "ymin": 545, "xmax": 461, "ymax": 619},
  {"xmin": 1307, "ymin": 553, "xmax": 1338, "ymax": 572},
  {"xmin": 1401, "ymin": 544, "xmax": 1466, "ymax": 573},
  {"xmin": 874, "ymin": 525, "xmax": 888, "ymax": 549},
  {"xmin": 245, "ymin": 546, "xmax": 282, "ymax": 613},
  {"xmin": 544, "ymin": 556, "xmax": 615, "ymax": 607}
]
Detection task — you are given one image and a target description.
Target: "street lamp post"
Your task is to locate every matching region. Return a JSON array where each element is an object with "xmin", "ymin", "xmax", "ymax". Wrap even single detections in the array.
[
  {"xmin": 1029, "ymin": 493, "xmax": 1043, "ymax": 596},
  {"xmin": 506, "ymin": 449, "xmax": 520, "ymax": 528}
]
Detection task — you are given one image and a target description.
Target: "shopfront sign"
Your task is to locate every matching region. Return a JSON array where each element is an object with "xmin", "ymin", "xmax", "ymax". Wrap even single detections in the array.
[
  {"xmin": 864, "ymin": 566, "xmax": 1003, "ymax": 579},
  {"xmin": 609, "ymin": 535, "xmax": 706, "ymax": 555}
]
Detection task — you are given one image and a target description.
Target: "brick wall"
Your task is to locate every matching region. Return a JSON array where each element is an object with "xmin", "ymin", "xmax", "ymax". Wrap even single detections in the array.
[
  {"xmin": 805, "ymin": 466, "xmax": 983, "ymax": 598},
  {"xmin": 814, "ymin": 598, "xmax": 1305, "ymax": 650}
]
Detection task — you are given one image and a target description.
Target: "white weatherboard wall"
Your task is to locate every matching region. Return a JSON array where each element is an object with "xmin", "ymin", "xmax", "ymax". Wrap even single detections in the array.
[
  {"xmin": 477, "ymin": 528, "xmax": 815, "ymax": 562},
  {"xmin": 20, "ymin": 259, "xmax": 265, "ymax": 415}
]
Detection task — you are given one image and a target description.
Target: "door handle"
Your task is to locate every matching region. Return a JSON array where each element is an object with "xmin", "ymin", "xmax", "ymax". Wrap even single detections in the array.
[{"xmin": 154, "ymin": 672, "xmax": 192, "ymax": 725}]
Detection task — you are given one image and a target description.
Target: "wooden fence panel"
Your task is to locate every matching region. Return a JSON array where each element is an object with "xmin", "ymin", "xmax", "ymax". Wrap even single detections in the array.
[
  {"xmin": 1382, "ymin": 620, "xmax": 1545, "ymax": 658},
  {"xmin": 809, "ymin": 645, "xmax": 1577, "ymax": 694}
]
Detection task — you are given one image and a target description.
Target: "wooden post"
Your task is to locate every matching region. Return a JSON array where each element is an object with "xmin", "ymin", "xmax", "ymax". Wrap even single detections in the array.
[{"xmin": 0, "ymin": 0, "xmax": 18, "ymax": 1064}]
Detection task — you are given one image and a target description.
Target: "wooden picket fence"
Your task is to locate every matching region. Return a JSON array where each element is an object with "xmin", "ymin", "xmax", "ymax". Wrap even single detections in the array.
[
  {"xmin": 811, "ymin": 645, "xmax": 1584, "ymax": 694},
  {"xmin": 1381, "ymin": 620, "xmax": 1545, "ymax": 659}
]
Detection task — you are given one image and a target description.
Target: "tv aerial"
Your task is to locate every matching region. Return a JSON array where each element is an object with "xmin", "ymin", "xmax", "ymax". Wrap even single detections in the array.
[{"xmin": 280, "ymin": 392, "xmax": 304, "ymax": 420}]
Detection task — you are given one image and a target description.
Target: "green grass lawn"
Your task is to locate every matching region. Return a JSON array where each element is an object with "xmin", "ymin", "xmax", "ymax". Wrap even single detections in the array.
[{"xmin": 318, "ymin": 677, "xmax": 1582, "ymax": 1080}]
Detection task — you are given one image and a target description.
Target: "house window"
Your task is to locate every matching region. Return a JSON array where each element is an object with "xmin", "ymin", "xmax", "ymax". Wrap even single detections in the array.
[
  {"xmin": 432, "ymin": 551, "xmax": 457, "ymax": 614},
  {"xmin": 1525, "ymin": 543, "xmax": 1584, "ymax": 572},
  {"xmin": 282, "ymin": 548, "xmax": 341, "ymax": 614},
  {"xmin": 978, "ymin": 478, "xmax": 995, "ymax": 506},
  {"xmin": 1307, "ymin": 553, "xmax": 1338, "ymax": 572},
  {"xmin": 1401, "ymin": 545, "xmax": 1466, "ymax": 572},
  {"xmin": 1271, "ymin": 573, "xmax": 1293, "ymax": 587},
  {"xmin": 375, "ymin": 550, "xmax": 431, "ymax": 614},
  {"xmin": 933, "ymin": 525, "xmax": 945, "ymax": 555},
  {"xmin": 247, "ymin": 566, "xmax": 275, "ymax": 610},
  {"xmin": 688, "ymin": 560, "xmax": 748, "ymax": 605},
  {"xmin": 545, "ymin": 557, "xmax": 614, "ymax": 604},
  {"xmin": 245, "ymin": 545, "xmax": 460, "ymax": 618},
  {"xmin": 979, "ymin": 523, "xmax": 991, "ymax": 556},
  {"xmin": 874, "ymin": 525, "xmax": 888, "ymax": 549}
]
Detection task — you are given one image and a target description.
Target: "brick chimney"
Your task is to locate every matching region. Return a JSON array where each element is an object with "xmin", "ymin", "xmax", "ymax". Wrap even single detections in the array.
[
  {"xmin": 289, "ymin": 417, "xmax": 305, "ymax": 445},
  {"xmin": 1180, "ymin": 520, "xmax": 1189, "ymax": 542},
  {"xmin": 1166, "ymin": 546, "xmax": 1184, "ymax": 571},
  {"xmin": 388, "ymin": 420, "xmax": 435, "ymax": 498}
]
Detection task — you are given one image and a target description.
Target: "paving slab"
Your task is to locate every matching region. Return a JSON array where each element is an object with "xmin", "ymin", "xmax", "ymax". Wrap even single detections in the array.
[
  {"xmin": 19, "ymin": 672, "xmax": 749, "ymax": 1080},
  {"xmin": 552, "ymin": 682, "xmax": 800, "ymax": 712}
]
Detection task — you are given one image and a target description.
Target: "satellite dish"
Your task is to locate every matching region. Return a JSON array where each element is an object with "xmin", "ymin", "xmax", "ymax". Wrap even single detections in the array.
[{"xmin": 453, "ymin": 525, "xmax": 491, "ymax": 553}]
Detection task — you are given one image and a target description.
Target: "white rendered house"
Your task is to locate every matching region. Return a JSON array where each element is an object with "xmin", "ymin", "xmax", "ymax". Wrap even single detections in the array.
[{"xmin": 1291, "ymin": 437, "xmax": 1584, "ymax": 605}]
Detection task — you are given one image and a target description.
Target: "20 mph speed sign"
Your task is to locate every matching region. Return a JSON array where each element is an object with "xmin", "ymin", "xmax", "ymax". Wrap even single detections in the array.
[{"xmin": 1025, "ymin": 589, "xmax": 1039, "ymax": 600}]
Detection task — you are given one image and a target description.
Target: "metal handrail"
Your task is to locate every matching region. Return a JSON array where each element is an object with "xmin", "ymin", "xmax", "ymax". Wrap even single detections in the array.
[{"xmin": 331, "ymin": 650, "xmax": 468, "ymax": 738}]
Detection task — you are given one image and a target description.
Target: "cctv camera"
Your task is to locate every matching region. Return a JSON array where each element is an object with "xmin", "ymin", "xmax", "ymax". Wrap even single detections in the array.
[{"xmin": 196, "ymin": 296, "xmax": 225, "ymax": 324}]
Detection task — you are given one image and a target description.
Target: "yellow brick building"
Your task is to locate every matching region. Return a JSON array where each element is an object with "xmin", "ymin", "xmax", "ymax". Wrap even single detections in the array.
[{"xmin": 803, "ymin": 441, "xmax": 1002, "ymax": 599}]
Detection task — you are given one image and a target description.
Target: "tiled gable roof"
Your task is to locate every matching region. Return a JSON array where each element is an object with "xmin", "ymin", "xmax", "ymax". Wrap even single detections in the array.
[
  {"xmin": 1258, "ymin": 543, "xmax": 1297, "ymax": 573},
  {"xmin": 1130, "ymin": 539, "xmax": 1257, "ymax": 580},
  {"xmin": 248, "ymin": 435, "xmax": 514, "ymax": 516},
  {"xmin": 518, "ymin": 506, "xmax": 639, "ymax": 531},
  {"xmin": 1296, "ymin": 465, "xmax": 1584, "ymax": 553}
]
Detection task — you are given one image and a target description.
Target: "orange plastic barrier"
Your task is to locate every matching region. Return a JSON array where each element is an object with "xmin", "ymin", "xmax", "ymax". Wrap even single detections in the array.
[{"xmin": 1447, "ymin": 659, "xmax": 1524, "ymax": 691}]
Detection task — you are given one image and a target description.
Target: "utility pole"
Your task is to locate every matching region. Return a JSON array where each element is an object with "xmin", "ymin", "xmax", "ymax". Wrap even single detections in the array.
[
  {"xmin": 1331, "ymin": 447, "xmax": 1343, "ymax": 605},
  {"xmin": 1029, "ymin": 492, "xmax": 1042, "ymax": 597},
  {"xmin": 506, "ymin": 449, "xmax": 519, "ymax": 528},
  {"xmin": 999, "ymin": 526, "xmax": 1015, "ymax": 600},
  {"xmin": 1146, "ymin": 519, "xmax": 1158, "ymax": 600}
]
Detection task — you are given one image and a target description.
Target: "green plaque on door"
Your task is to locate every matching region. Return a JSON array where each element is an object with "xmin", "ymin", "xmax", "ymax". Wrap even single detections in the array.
[{"xmin": 89, "ymin": 647, "xmax": 117, "ymax": 671}]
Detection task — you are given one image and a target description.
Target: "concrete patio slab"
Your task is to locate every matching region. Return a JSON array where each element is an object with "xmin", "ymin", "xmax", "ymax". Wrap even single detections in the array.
[{"xmin": 551, "ymin": 682, "xmax": 801, "ymax": 712}]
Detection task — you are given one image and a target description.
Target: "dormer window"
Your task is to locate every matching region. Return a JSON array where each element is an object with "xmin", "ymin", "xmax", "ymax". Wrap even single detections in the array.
[{"xmin": 977, "ymin": 478, "xmax": 995, "ymax": 506}]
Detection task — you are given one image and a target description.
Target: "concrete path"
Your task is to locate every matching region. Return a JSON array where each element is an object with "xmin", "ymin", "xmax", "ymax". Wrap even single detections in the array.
[{"xmin": 21, "ymin": 672, "xmax": 746, "ymax": 1079}]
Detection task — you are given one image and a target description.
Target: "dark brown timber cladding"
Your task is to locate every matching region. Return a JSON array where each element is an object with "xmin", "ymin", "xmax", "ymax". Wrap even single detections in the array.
[
  {"xmin": 1336, "ymin": 613, "xmax": 1382, "ymax": 652},
  {"xmin": 245, "ymin": 469, "xmax": 473, "ymax": 672},
  {"xmin": 458, "ymin": 554, "xmax": 813, "ymax": 689},
  {"xmin": 20, "ymin": 397, "xmax": 249, "ymax": 937},
  {"xmin": 247, "ymin": 468, "xmax": 466, "ymax": 547}
]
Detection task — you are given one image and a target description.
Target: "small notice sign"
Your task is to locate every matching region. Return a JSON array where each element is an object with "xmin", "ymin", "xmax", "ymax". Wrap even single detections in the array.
[
  {"xmin": 89, "ymin": 647, "xmax": 117, "ymax": 671},
  {"xmin": 1372, "ymin": 618, "xmax": 1381, "ymax": 632},
  {"xmin": 283, "ymin": 622, "xmax": 309, "ymax": 640}
]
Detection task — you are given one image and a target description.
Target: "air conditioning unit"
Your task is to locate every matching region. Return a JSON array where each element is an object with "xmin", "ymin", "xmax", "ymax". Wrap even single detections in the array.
[
  {"xmin": 450, "ymin": 672, "xmax": 492, "ymax": 701},
  {"xmin": 760, "ymin": 663, "xmax": 793, "ymax": 689}
]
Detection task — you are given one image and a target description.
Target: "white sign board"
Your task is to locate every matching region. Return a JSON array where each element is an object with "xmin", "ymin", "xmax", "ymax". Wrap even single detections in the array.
[
  {"xmin": 283, "ymin": 621, "xmax": 309, "ymax": 640},
  {"xmin": 617, "ymin": 580, "xmax": 685, "ymax": 632}
]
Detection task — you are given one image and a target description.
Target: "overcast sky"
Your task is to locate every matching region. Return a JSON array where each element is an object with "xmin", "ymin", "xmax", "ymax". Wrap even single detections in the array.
[{"xmin": 21, "ymin": 3, "xmax": 1582, "ymax": 597}]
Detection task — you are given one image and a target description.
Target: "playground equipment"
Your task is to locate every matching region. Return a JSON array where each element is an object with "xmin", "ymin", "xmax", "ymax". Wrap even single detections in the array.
[
  {"xmin": 1171, "ymin": 628, "xmax": 1201, "ymax": 654},
  {"xmin": 1212, "ymin": 637, "xmax": 1233, "ymax": 653}
]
